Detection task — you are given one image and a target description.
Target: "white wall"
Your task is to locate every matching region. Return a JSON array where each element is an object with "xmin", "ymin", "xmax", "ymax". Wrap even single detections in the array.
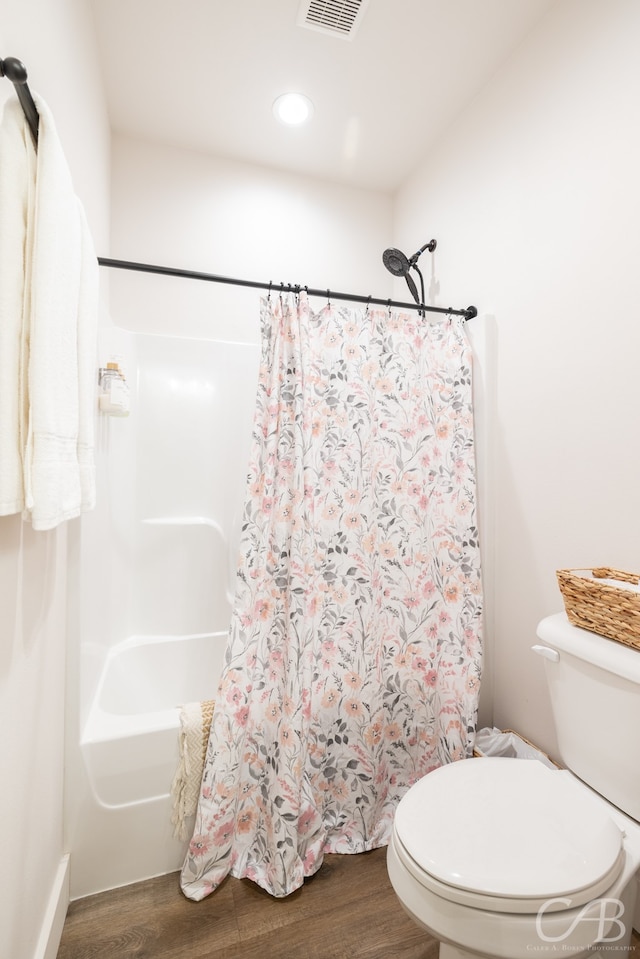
[
  {"xmin": 108, "ymin": 136, "xmax": 394, "ymax": 343},
  {"xmin": 0, "ymin": 4, "xmax": 110, "ymax": 958},
  {"xmin": 393, "ymin": 0, "xmax": 640, "ymax": 758}
]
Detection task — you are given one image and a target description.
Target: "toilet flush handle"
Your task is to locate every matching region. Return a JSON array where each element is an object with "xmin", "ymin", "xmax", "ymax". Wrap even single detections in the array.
[{"xmin": 531, "ymin": 644, "xmax": 560, "ymax": 663}]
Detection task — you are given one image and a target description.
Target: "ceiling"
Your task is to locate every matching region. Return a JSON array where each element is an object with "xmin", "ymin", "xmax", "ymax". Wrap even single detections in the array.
[{"xmin": 90, "ymin": 0, "xmax": 556, "ymax": 193}]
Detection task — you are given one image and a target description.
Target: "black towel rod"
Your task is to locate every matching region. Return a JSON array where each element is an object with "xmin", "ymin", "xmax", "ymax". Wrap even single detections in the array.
[
  {"xmin": 0, "ymin": 56, "xmax": 39, "ymax": 146},
  {"xmin": 98, "ymin": 257, "xmax": 478, "ymax": 320}
]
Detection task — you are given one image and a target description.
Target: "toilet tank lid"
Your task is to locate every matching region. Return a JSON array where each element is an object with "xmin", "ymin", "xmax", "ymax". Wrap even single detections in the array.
[
  {"xmin": 537, "ymin": 613, "xmax": 640, "ymax": 685},
  {"xmin": 394, "ymin": 758, "xmax": 623, "ymax": 901}
]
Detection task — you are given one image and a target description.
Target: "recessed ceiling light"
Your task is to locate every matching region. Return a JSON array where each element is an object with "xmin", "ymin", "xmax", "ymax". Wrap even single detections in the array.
[{"xmin": 273, "ymin": 93, "xmax": 314, "ymax": 126}]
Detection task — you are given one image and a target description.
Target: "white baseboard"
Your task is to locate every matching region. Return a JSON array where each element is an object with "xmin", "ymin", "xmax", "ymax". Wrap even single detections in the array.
[{"xmin": 34, "ymin": 855, "xmax": 70, "ymax": 959}]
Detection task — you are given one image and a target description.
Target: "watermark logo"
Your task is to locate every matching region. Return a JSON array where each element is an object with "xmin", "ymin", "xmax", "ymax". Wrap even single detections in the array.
[{"xmin": 531, "ymin": 896, "xmax": 627, "ymax": 951}]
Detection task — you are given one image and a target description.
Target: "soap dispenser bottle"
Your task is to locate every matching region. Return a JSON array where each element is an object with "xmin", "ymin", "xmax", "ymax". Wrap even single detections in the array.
[{"xmin": 98, "ymin": 360, "xmax": 130, "ymax": 416}]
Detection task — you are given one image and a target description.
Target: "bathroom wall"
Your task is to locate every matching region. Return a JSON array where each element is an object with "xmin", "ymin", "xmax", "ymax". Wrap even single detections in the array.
[
  {"xmin": 108, "ymin": 135, "xmax": 395, "ymax": 343},
  {"xmin": 393, "ymin": 0, "xmax": 640, "ymax": 758},
  {"xmin": 0, "ymin": 3, "xmax": 110, "ymax": 959}
]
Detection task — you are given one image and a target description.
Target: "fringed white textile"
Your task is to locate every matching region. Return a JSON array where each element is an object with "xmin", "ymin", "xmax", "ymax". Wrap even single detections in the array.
[
  {"xmin": 171, "ymin": 700, "xmax": 215, "ymax": 840},
  {"xmin": 0, "ymin": 96, "xmax": 99, "ymax": 529}
]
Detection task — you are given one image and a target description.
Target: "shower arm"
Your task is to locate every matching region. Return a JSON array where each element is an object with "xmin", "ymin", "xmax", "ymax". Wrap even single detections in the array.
[
  {"xmin": 409, "ymin": 240, "xmax": 435, "ymax": 308},
  {"xmin": 411, "ymin": 240, "xmax": 434, "ymax": 307}
]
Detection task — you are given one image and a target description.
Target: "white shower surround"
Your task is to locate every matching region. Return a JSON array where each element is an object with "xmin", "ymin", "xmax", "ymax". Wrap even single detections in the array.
[{"xmin": 67, "ymin": 328, "xmax": 259, "ymax": 898}]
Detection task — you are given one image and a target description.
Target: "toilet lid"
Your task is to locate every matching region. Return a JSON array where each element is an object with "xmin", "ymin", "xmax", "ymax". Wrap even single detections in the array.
[{"xmin": 394, "ymin": 758, "xmax": 623, "ymax": 902}]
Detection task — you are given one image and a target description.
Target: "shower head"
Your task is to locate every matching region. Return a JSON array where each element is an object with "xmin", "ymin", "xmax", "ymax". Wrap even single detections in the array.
[
  {"xmin": 382, "ymin": 240, "xmax": 437, "ymax": 275},
  {"xmin": 382, "ymin": 240, "xmax": 437, "ymax": 305},
  {"xmin": 382, "ymin": 248, "xmax": 410, "ymax": 277}
]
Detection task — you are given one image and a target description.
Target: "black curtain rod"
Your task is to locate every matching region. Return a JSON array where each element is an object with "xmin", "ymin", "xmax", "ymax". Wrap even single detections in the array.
[
  {"xmin": 0, "ymin": 56, "xmax": 39, "ymax": 146},
  {"xmin": 0, "ymin": 57, "xmax": 476, "ymax": 319},
  {"xmin": 98, "ymin": 257, "xmax": 478, "ymax": 320}
]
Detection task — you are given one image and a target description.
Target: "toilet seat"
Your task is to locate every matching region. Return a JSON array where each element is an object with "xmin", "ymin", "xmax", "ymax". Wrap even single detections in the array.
[{"xmin": 393, "ymin": 757, "xmax": 624, "ymax": 914}]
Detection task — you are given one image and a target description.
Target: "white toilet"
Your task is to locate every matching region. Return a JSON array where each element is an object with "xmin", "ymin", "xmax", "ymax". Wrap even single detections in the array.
[{"xmin": 387, "ymin": 613, "xmax": 640, "ymax": 959}]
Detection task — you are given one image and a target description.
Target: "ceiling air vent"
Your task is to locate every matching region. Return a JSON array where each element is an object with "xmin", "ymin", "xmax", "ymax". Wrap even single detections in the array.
[{"xmin": 297, "ymin": 0, "xmax": 371, "ymax": 40}]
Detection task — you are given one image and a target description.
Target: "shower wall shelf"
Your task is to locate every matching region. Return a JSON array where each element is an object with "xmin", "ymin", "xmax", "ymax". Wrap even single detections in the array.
[{"xmin": 143, "ymin": 516, "xmax": 226, "ymax": 535}]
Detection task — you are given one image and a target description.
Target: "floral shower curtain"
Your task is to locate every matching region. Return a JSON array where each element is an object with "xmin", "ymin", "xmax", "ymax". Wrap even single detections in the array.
[{"xmin": 181, "ymin": 293, "xmax": 483, "ymax": 900}]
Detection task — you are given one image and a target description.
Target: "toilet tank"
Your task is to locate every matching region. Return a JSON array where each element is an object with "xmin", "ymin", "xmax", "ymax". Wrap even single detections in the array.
[{"xmin": 535, "ymin": 613, "xmax": 640, "ymax": 822}]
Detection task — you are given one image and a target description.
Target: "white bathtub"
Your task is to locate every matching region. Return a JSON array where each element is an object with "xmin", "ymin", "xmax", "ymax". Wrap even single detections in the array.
[
  {"xmin": 68, "ymin": 629, "xmax": 228, "ymax": 896},
  {"xmin": 68, "ymin": 331, "xmax": 259, "ymax": 897},
  {"xmin": 82, "ymin": 631, "xmax": 226, "ymax": 808}
]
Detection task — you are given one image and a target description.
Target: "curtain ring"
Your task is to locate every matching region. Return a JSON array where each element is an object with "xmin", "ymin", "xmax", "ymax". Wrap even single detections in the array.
[
  {"xmin": 327, "ymin": 288, "xmax": 331, "ymax": 308},
  {"xmin": 387, "ymin": 298, "xmax": 392, "ymax": 316},
  {"xmin": 365, "ymin": 295, "xmax": 372, "ymax": 316},
  {"xmin": 267, "ymin": 280, "xmax": 272, "ymax": 301}
]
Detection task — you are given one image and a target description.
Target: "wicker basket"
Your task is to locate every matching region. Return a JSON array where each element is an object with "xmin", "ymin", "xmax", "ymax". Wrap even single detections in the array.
[{"xmin": 556, "ymin": 567, "xmax": 640, "ymax": 651}]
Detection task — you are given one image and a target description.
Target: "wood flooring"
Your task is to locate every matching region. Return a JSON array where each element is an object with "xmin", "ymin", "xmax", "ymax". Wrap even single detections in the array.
[
  {"xmin": 56, "ymin": 847, "xmax": 438, "ymax": 959},
  {"xmin": 56, "ymin": 846, "xmax": 640, "ymax": 959}
]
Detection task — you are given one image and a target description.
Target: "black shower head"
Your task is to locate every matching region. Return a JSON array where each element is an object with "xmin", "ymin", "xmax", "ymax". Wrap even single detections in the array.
[
  {"xmin": 382, "ymin": 248, "xmax": 410, "ymax": 277},
  {"xmin": 382, "ymin": 240, "xmax": 436, "ymax": 306},
  {"xmin": 382, "ymin": 240, "xmax": 437, "ymax": 279}
]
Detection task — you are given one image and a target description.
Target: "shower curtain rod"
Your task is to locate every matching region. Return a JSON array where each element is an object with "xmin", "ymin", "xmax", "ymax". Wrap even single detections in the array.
[
  {"xmin": 0, "ymin": 58, "xmax": 476, "ymax": 320},
  {"xmin": 98, "ymin": 257, "xmax": 478, "ymax": 320},
  {"xmin": 0, "ymin": 56, "xmax": 39, "ymax": 145}
]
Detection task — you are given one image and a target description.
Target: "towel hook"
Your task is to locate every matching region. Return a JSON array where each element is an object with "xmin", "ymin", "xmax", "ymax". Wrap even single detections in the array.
[{"xmin": 0, "ymin": 56, "xmax": 39, "ymax": 146}]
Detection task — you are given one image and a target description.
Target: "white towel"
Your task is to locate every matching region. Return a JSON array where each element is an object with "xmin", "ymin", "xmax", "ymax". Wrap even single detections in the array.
[
  {"xmin": 0, "ymin": 99, "xmax": 34, "ymax": 515},
  {"xmin": 0, "ymin": 96, "xmax": 99, "ymax": 529}
]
